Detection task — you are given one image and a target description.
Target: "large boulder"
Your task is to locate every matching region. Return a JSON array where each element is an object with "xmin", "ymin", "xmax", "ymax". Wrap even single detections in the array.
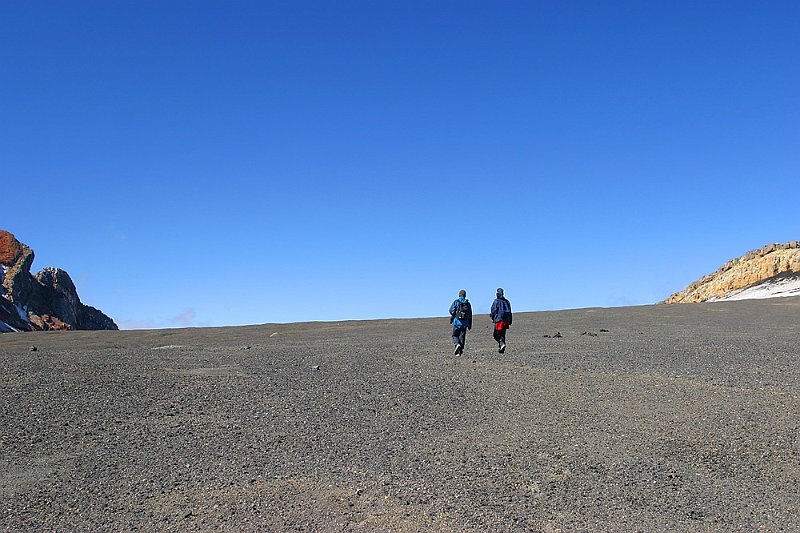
[
  {"xmin": 33, "ymin": 268, "xmax": 81, "ymax": 327},
  {"xmin": 0, "ymin": 229, "xmax": 118, "ymax": 332}
]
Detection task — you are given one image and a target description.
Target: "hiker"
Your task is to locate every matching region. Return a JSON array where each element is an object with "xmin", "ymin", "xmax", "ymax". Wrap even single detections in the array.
[
  {"xmin": 449, "ymin": 289, "xmax": 472, "ymax": 356},
  {"xmin": 490, "ymin": 287, "xmax": 512, "ymax": 353}
]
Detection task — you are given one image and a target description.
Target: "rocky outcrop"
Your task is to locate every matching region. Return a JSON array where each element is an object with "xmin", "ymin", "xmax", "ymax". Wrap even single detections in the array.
[
  {"xmin": 664, "ymin": 241, "xmax": 800, "ymax": 304},
  {"xmin": 0, "ymin": 230, "xmax": 24, "ymax": 264},
  {"xmin": 0, "ymin": 230, "xmax": 118, "ymax": 332}
]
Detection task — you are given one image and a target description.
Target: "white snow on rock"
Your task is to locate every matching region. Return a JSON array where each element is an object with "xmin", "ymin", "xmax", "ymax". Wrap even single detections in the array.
[
  {"xmin": 0, "ymin": 265, "xmax": 15, "ymax": 331},
  {"xmin": 711, "ymin": 273, "xmax": 800, "ymax": 302},
  {"xmin": 15, "ymin": 304, "xmax": 29, "ymax": 323}
]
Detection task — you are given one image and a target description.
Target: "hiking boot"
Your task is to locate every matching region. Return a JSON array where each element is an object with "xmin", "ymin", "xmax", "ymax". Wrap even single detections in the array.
[{"xmin": 499, "ymin": 343, "xmax": 506, "ymax": 354}]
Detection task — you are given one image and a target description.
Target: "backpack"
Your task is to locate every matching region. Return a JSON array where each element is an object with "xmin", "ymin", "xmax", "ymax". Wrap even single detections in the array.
[
  {"xmin": 495, "ymin": 298, "xmax": 511, "ymax": 322},
  {"xmin": 456, "ymin": 300, "xmax": 471, "ymax": 321}
]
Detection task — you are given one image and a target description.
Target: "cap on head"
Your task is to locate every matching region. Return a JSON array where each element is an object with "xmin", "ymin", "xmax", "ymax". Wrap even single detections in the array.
[
  {"xmin": 458, "ymin": 289, "xmax": 466, "ymax": 297},
  {"xmin": 496, "ymin": 287, "xmax": 504, "ymax": 297}
]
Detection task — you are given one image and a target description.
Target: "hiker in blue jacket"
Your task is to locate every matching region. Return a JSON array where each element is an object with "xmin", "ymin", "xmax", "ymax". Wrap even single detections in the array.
[
  {"xmin": 490, "ymin": 287, "xmax": 512, "ymax": 353},
  {"xmin": 449, "ymin": 289, "xmax": 472, "ymax": 356}
]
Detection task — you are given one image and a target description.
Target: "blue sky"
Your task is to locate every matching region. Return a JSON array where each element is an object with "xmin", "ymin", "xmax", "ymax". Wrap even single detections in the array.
[{"xmin": 2, "ymin": 1, "xmax": 798, "ymax": 328}]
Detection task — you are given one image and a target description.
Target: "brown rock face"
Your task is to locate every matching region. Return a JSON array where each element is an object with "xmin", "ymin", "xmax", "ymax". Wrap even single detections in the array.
[
  {"xmin": 0, "ymin": 230, "xmax": 23, "ymax": 265},
  {"xmin": 664, "ymin": 242, "xmax": 800, "ymax": 303},
  {"xmin": 0, "ymin": 229, "xmax": 118, "ymax": 332}
]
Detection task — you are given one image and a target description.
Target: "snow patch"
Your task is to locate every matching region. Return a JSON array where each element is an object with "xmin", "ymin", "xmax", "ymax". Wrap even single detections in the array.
[
  {"xmin": 711, "ymin": 273, "xmax": 800, "ymax": 302},
  {"xmin": 13, "ymin": 303, "xmax": 30, "ymax": 323}
]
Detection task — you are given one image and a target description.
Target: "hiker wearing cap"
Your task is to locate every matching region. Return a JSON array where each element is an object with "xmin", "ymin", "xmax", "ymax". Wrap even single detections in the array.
[
  {"xmin": 449, "ymin": 289, "xmax": 472, "ymax": 356},
  {"xmin": 490, "ymin": 288, "xmax": 512, "ymax": 353}
]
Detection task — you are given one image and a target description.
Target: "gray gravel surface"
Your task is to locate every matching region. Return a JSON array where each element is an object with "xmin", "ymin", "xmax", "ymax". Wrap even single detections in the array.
[{"xmin": 1, "ymin": 298, "xmax": 799, "ymax": 531}]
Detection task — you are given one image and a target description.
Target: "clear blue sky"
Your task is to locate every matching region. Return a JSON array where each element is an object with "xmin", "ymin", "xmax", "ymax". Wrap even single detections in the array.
[{"xmin": 2, "ymin": 1, "xmax": 798, "ymax": 328}]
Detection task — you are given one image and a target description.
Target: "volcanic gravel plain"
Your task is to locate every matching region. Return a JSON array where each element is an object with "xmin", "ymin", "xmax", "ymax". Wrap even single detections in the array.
[{"xmin": 1, "ymin": 298, "xmax": 799, "ymax": 532}]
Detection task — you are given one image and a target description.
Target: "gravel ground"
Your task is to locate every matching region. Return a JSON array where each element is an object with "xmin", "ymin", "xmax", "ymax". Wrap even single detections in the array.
[{"xmin": 1, "ymin": 298, "xmax": 798, "ymax": 532}]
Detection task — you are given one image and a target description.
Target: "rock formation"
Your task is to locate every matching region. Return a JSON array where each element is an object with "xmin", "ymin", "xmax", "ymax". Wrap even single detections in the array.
[
  {"xmin": 0, "ymin": 230, "xmax": 118, "ymax": 332},
  {"xmin": 664, "ymin": 241, "xmax": 800, "ymax": 304}
]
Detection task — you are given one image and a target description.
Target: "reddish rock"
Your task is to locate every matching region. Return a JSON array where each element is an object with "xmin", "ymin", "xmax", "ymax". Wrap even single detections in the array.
[
  {"xmin": 0, "ymin": 230, "xmax": 23, "ymax": 265},
  {"xmin": 28, "ymin": 313, "xmax": 71, "ymax": 331}
]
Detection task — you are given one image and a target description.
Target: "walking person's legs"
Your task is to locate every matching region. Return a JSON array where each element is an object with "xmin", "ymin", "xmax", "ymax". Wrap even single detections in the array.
[
  {"xmin": 452, "ymin": 326, "xmax": 466, "ymax": 355},
  {"xmin": 494, "ymin": 322, "xmax": 507, "ymax": 353},
  {"xmin": 452, "ymin": 326, "xmax": 459, "ymax": 353}
]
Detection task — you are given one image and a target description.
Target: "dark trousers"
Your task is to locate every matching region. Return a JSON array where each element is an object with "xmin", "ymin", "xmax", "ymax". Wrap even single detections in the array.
[
  {"xmin": 452, "ymin": 326, "xmax": 467, "ymax": 347},
  {"xmin": 493, "ymin": 327, "xmax": 507, "ymax": 345}
]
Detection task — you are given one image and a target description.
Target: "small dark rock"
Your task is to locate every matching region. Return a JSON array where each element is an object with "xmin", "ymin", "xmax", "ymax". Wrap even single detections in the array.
[
  {"xmin": 687, "ymin": 509, "xmax": 704, "ymax": 520},
  {"xmin": 29, "ymin": 346, "xmax": 37, "ymax": 352}
]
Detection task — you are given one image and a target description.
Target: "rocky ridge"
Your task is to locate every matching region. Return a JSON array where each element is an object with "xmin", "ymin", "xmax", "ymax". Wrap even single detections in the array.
[
  {"xmin": 0, "ymin": 230, "xmax": 117, "ymax": 332},
  {"xmin": 664, "ymin": 241, "xmax": 800, "ymax": 303}
]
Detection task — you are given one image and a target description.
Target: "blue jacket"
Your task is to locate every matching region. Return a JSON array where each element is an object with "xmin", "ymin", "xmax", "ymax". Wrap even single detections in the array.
[
  {"xmin": 449, "ymin": 297, "xmax": 472, "ymax": 329},
  {"xmin": 490, "ymin": 297, "xmax": 512, "ymax": 324}
]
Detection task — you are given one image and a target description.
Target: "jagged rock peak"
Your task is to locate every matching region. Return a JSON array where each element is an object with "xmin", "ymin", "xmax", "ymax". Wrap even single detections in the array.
[
  {"xmin": 0, "ymin": 229, "xmax": 118, "ymax": 332},
  {"xmin": 664, "ymin": 241, "xmax": 800, "ymax": 304}
]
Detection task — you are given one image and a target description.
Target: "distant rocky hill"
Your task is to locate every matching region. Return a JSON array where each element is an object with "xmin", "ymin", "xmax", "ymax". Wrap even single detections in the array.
[
  {"xmin": 665, "ymin": 241, "xmax": 800, "ymax": 304},
  {"xmin": 0, "ymin": 230, "xmax": 117, "ymax": 332}
]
